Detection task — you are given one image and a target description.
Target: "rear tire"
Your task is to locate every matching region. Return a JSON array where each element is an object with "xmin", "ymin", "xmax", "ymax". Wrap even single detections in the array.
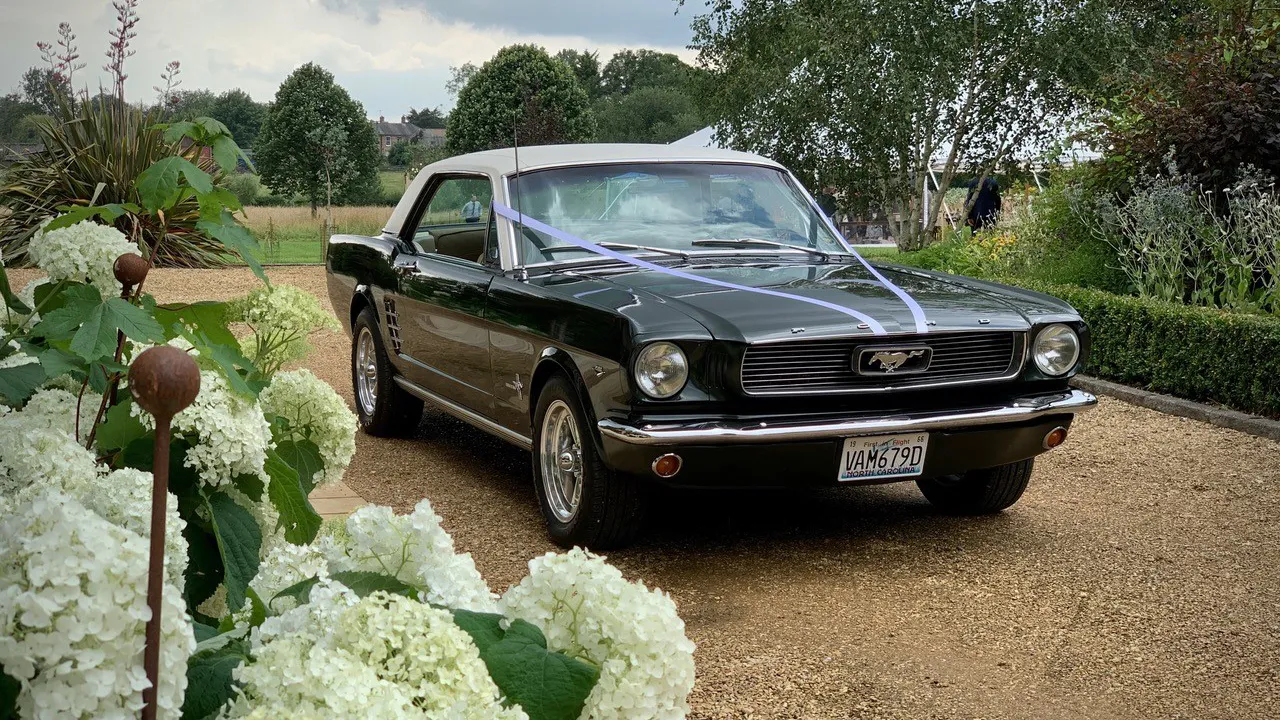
[
  {"xmin": 532, "ymin": 375, "xmax": 648, "ymax": 549},
  {"xmin": 351, "ymin": 307, "xmax": 423, "ymax": 437},
  {"xmin": 917, "ymin": 459, "xmax": 1034, "ymax": 514}
]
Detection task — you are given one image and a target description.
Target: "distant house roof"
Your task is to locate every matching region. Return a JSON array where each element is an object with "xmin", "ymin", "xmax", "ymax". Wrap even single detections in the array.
[{"xmin": 373, "ymin": 116, "xmax": 423, "ymax": 140}]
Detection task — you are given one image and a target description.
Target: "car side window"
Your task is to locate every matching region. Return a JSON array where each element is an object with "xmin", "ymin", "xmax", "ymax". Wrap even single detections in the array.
[{"xmin": 411, "ymin": 176, "xmax": 494, "ymax": 265}]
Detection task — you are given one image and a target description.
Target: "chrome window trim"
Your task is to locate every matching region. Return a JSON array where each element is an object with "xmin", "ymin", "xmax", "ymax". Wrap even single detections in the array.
[{"xmin": 738, "ymin": 331, "xmax": 1028, "ymax": 396}]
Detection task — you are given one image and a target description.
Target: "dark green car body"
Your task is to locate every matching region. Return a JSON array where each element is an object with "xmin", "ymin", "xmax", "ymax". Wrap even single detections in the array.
[{"xmin": 326, "ymin": 146, "xmax": 1095, "ymax": 493}]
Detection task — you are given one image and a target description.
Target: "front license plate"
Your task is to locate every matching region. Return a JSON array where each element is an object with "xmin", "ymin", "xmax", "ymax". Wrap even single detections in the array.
[{"xmin": 838, "ymin": 433, "xmax": 929, "ymax": 482}]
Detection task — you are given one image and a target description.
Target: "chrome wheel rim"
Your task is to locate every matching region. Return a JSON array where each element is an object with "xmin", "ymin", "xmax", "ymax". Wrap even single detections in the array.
[
  {"xmin": 355, "ymin": 327, "xmax": 378, "ymax": 416},
  {"xmin": 539, "ymin": 400, "xmax": 583, "ymax": 523}
]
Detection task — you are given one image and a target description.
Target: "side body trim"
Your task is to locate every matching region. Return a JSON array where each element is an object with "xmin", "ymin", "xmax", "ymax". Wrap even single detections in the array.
[{"xmin": 393, "ymin": 376, "xmax": 533, "ymax": 450}]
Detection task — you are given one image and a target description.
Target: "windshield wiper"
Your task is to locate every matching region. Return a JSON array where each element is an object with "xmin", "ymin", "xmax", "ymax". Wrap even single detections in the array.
[
  {"xmin": 692, "ymin": 237, "xmax": 833, "ymax": 260},
  {"xmin": 540, "ymin": 242, "xmax": 690, "ymax": 260}
]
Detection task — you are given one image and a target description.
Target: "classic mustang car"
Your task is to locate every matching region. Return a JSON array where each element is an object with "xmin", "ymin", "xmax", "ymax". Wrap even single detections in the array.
[{"xmin": 326, "ymin": 144, "xmax": 1096, "ymax": 548}]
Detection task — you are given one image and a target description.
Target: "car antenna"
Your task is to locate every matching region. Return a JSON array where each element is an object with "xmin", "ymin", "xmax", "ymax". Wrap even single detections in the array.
[{"xmin": 511, "ymin": 114, "xmax": 528, "ymax": 280}]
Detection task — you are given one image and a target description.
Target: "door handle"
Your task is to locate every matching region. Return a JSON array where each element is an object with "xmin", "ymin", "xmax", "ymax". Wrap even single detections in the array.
[{"xmin": 393, "ymin": 257, "xmax": 417, "ymax": 276}]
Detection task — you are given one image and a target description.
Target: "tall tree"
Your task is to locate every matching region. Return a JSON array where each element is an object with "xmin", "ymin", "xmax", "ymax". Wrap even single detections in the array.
[
  {"xmin": 171, "ymin": 89, "xmax": 217, "ymax": 120},
  {"xmin": 20, "ymin": 67, "xmax": 69, "ymax": 115},
  {"xmin": 255, "ymin": 63, "xmax": 380, "ymax": 214},
  {"xmin": 594, "ymin": 87, "xmax": 702, "ymax": 143},
  {"xmin": 446, "ymin": 63, "xmax": 479, "ymax": 98},
  {"xmin": 406, "ymin": 106, "xmax": 446, "ymax": 129},
  {"xmin": 556, "ymin": 49, "xmax": 603, "ymax": 99},
  {"xmin": 600, "ymin": 49, "xmax": 693, "ymax": 96},
  {"xmin": 0, "ymin": 94, "xmax": 44, "ymax": 141},
  {"xmin": 446, "ymin": 45, "xmax": 596, "ymax": 153},
  {"xmin": 691, "ymin": 0, "xmax": 1185, "ymax": 249},
  {"xmin": 209, "ymin": 88, "xmax": 267, "ymax": 148}
]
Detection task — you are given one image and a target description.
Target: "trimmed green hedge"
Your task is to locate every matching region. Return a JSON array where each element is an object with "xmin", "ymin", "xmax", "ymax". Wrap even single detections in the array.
[{"xmin": 1021, "ymin": 282, "xmax": 1280, "ymax": 418}]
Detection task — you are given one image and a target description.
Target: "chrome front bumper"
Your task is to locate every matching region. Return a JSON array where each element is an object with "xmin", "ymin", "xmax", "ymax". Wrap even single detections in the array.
[{"xmin": 597, "ymin": 389, "xmax": 1097, "ymax": 446}]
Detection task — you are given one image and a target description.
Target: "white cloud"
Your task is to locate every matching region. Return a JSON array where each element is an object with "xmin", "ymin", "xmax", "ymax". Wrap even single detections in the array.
[{"xmin": 3, "ymin": 0, "xmax": 697, "ymax": 116}]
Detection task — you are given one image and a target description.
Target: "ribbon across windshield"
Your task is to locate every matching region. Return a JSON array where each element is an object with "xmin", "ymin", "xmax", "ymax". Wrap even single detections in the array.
[{"xmin": 495, "ymin": 199, "xmax": 937, "ymax": 337}]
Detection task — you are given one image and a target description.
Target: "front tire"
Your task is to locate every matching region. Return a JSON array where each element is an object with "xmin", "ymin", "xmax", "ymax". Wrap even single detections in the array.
[
  {"xmin": 351, "ymin": 307, "xmax": 423, "ymax": 437},
  {"xmin": 532, "ymin": 375, "xmax": 648, "ymax": 549},
  {"xmin": 916, "ymin": 459, "xmax": 1034, "ymax": 515}
]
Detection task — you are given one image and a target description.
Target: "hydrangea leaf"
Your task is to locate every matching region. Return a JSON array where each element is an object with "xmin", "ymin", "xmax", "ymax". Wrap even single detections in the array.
[
  {"xmin": 269, "ymin": 572, "xmax": 415, "ymax": 614},
  {"xmin": 95, "ymin": 396, "xmax": 147, "ymax": 452},
  {"xmin": 182, "ymin": 640, "xmax": 249, "ymax": 720},
  {"xmin": 182, "ymin": 328, "xmax": 258, "ymax": 398},
  {"xmin": 265, "ymin": 450, "xmax": 321, "ymax": 545},
  {"xmin": 183, "ymin": 524, "xmax": 225, "ymax": 614},
  {"xmin": 0, "ymin": 363, "xmax": 44, "ymax": 406},
  {"xmin": 477, "ymin": 619, "xmax": 599, "ymax": 720},
  {"xmin": 274, "ymin": 438, "xmax": 324, "ymax": 494},
  {"xmin": 268, "ymin": 575, "xmax": 320, "ymax": 612},
  {"xmin": 203, "ymin": 490, "xmax": 261, "ymax": 612},
  {"xmin": 36, "ymin": 347, "xmax": 84, "ymax": 380},
  {"xmin": 232, "ymin": 473, "xmax": 265, "ymax": 503},
  {"xmin": 197, "ymin": 212, "xmax": 267, "ymax": 284},
  {"xmin": 451, "ymin": 609, "xmax": 508, "ymax": 651},
  {"xmin": 1, "ymin": 664, "xmax": 19, "ymax": 720},
  {"xmin": 245, "ymin": 588, "xmax": 268, "ymax": 628}
]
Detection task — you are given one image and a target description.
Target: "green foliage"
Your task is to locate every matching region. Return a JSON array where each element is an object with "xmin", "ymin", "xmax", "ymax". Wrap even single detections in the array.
[
  {"xmin": 263, "ymin": 449, "xmax": 321, "ymax": 544},
  {"xmin": 222, "ymin": 173, "xmax": 264, "ymax": 206},
  {"xmin": 405, "ymin": 105, "xmax": 446, "ymax": 129},
  {"xmin": 0, "ymin": 667, "xmax": 18, "ymax": 720},
  {"xmin": 19, "ymin": 66, "xmax": 69, "ymax": 115},
  {"xmin": 386, "ymin": 139, "xmax": 415, "ymax": 167},
  {"xmin": 555, "ymin": 49, "xmax": 603, "ymax": 99},
  {"xmin": 208, "ymin": 88, "xmax": 267, "ymax": 149},
  {"xmin": 593, "ymin": 86, "xmax": 702, "ymax": 144},
  {"xmin": 447, "ymin": 45, "xmax": 596, "ymax": 153},
  {"xmin": 691, "ymin": 0, "xmax": 1187, "ymax": 249},
  {"xmin": 452, "ymin": 611, "xmax": 599, "ymax": 720},
  {"xmin": 182, "ymin": 637, "xmax": 250, "ymax": 720},
  {"xmin": 269, "ymin": 571, "xmax": 418, "ymax": 613},
  {"xmin": 1104, "ymin": 22, "xmax": 1280, "ymax": 192},
  {"xmin": 0, "ymin": 97, "xmax": 232, "ymax": 267},
  {"xmin": 1028, "ymin": 282, "xmax": 1280, "ymax": 418},
  {"xmin": 204, "ymin": 490, "xmax": 262, "ymax": 612},
  {"xmin": 0, "ymin": 94, "xmax": 44, "ymax": 141},
  {"xmin": 254, "ymin": 63, "xmax": 381, "ymax": 210},
  {"xmin": 600, "ymin": 49, "xmax": 696, "ymax": 97}
]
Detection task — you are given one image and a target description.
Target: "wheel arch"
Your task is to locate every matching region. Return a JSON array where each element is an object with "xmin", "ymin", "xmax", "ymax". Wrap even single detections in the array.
[
  {"xmin": 349, "ymin": 284, "xmax": 376, "ymax": 330},
  {"xmin": 529, "ymin": 347, "xmax": 604, "ymax": 452}
]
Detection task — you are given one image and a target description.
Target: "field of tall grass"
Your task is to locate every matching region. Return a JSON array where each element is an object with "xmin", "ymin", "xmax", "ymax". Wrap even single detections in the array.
[{"xmin": 239, "ymin": 206, "xmax": 393, "ymax": 264}]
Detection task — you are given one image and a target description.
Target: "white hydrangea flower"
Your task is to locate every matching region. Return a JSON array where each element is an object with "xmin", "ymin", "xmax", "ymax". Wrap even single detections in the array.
[
  {"xmin": 133, "ymin": 369, "xmax": 271, "ymax": 489},
  {"xmin": 0, "ymin": 421, "xmax": 100, "ymax": 501},
  {"xmin": 500, "ymin": 548, "xmax": 697, "ymax": 720},
  {"xmin": 16, "ymin": 387, "xmax": 102, "ymax": 441},
  {"xmin": 250, "ymin": 541, "xmax": 329, "ymax": 612},
  {"xmin": 229, "ymin": 284, "xmax": 340, "ymax": 372},
  {"xmin": 228, "ymin": 585, "xmax": 524, "ymax": 720},
  {"xmin": 79, "ymin": 468, "xmax": 189, "ymax": 591},
  {"xmin": 27, "ymin": 219, "xmax": 141, "ymax": 298},
  {"xmin": 258, "ymin": 370, "xmax": 357, "ymax": 488},
  {"xmin": 0, "ymin": 491, "xmax": 195, "ymax": 719},
  {"xmin": 325, "ymin": 500, "xmax": 498, "ymax": 613}
]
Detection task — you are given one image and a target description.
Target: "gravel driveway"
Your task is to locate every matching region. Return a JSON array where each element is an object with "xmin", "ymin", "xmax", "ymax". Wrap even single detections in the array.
[{"xmin": 23, "ymin": 266, "xmax": 1278, "ymax": 719}]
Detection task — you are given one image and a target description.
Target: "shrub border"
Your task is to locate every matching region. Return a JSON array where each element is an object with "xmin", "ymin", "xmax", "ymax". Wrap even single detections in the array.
[{"xmin": 1071, "ymin": 375, "xmax": 1280, "ymax": 441}]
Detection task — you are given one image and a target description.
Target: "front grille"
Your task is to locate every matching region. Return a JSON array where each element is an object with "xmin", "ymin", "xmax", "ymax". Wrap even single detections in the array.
[{"xmin": 740, "ymin": 331, "xmax": 1023, "ymax": 395}]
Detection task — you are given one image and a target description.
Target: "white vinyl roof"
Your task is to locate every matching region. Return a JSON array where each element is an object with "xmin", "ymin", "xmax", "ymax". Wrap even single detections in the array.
[{"xmin": 429, "ymin": 142, "xmax": 781, "ymax": 177}]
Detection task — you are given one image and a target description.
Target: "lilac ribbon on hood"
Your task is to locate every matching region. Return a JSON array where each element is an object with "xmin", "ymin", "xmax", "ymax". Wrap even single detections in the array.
[{"xmin": 493, "ymin": 201, "xmax": 926, "ymax": 336}]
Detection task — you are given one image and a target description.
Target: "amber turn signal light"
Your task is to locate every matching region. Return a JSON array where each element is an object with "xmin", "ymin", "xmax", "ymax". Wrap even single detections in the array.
[
  {"xmin": 651, "ymin": 453, "xmax": 683, "ymax": 478},
  {"xmin": 1043, "ymin": 426, "xmax": 1068, "ymax": 450}
]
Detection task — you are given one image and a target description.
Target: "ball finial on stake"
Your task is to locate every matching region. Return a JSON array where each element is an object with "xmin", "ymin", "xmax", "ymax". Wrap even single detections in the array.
[
  {"xmin": 129, "ymin": 345, "xmax": 200, "ymax": 421},
  {"xmin": 113, "ymin": 253, "xmax": 149, "ymax": 296},
  {"xmin": 129, "ymin": 345, "xmax": 199, "ymax": 720}
]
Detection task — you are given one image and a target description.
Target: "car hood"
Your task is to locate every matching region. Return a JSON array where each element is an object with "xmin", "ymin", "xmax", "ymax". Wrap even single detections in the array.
[{"xmin": 545, "ymin": 259, "xmax": 1076, "ymax": 343}]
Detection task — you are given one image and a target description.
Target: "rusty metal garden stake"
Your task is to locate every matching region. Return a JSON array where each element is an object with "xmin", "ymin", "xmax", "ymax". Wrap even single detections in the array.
[{"xmin": 128, "ymin": 346, "xmax": 200, "ymax": 720}]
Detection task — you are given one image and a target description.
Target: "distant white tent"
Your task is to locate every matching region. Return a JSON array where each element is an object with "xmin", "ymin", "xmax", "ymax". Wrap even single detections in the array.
[{"xmin": 670, "ymin": 126, "xmax": 725, "ymax": 149}]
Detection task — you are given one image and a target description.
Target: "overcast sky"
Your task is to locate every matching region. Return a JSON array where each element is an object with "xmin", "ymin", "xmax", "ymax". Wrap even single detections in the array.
[{"xmin": 2, "ymin": 0, "xmax": 698, "ymax": 118}]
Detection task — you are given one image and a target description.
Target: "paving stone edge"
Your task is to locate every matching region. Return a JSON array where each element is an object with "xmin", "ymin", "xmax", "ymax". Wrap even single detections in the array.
[{"xmin": 1070, "ymin": 375, "xmax": 1280, "ymax": 442}]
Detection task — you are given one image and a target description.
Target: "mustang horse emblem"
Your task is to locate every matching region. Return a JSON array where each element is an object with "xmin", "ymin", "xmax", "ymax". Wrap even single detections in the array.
[{"xmin": 868, "ymin": 349, "xmax": 927, "ymax": 372}]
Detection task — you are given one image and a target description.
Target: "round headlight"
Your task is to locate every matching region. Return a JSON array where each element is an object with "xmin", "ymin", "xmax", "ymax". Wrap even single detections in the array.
[
  {"xmin": 1033, "ymin": 324, "xmax": 1080, "ymax": 376},
  {"xmin": 634, "ymin": 342, "xmax": 688, "ymax": 399}
]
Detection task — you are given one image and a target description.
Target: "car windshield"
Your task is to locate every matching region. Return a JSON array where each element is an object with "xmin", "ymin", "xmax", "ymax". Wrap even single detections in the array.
[{"xmin": 510, "ymin": 162, "xmax": 848, "ymax": 265}]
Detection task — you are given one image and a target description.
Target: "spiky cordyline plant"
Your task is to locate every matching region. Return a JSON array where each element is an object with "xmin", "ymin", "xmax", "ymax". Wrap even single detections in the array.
[{"xmin": 0, "ymin": 94, "xmax": 230, "ymax": 268}]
